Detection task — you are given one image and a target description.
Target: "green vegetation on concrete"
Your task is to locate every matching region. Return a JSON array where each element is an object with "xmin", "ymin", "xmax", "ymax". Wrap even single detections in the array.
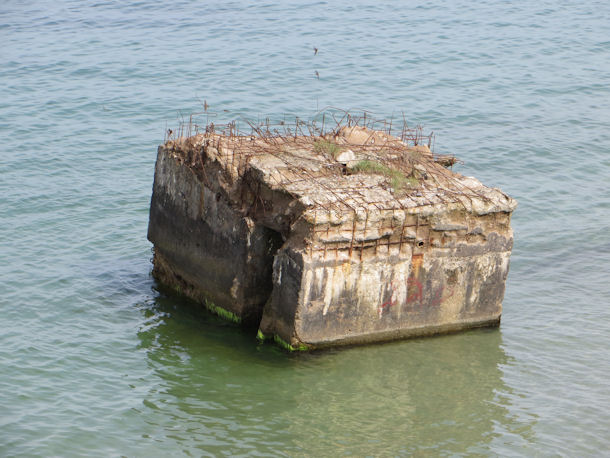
[
  {"xmin": 349, "ymin": 160, "xmax": 419, "ymax": 192},
  {"xmin": 313, "ymin": 138, "xmax": 341, "ymax": 159},
  {"xmin": 204, "ymin": 299, "xmax": 242, "ymax": 324},
  {"xmin": 273, "ymin": 334, "xmax": 309, "ymax": 351}
]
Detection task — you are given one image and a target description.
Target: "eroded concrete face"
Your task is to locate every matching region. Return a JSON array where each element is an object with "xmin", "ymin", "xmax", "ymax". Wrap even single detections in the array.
[
  {"xmin": 148, "ymin": 126, "xmax": 516, "ymax": 349},
  {"xmin": 260, "ymin": 212, "xmax": 513, "ymax": 347}
]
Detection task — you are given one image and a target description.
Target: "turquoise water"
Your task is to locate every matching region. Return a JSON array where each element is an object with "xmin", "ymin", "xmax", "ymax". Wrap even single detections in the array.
[{"xmin": 2, "ymin": 0, "xmax": 609, "ymax": 455}]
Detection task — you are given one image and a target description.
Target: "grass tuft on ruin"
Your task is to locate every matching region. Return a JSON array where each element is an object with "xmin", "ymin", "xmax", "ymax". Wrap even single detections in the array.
[
  {"xmin": 349, "ymin": 160, "xmax": 420, "ymax": 192},
  {"xmin": 313, "ymin": 138, "xmax": 341, "ymax": 158}
]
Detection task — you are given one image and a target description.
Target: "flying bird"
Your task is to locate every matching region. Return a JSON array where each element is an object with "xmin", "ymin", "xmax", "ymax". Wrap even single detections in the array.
[
  {"xmin": 315, "ymin": 70, "xmax": 320, "ymax": 79},
  {"xmin": 313, "ymin": 47, "xmax": 318, "ymax": 55}
]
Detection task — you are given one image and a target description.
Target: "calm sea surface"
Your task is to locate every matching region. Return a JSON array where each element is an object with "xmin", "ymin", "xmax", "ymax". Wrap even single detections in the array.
[{"xmin": 2, "ymin": 0, "xmax": 609, "ymax": 456}]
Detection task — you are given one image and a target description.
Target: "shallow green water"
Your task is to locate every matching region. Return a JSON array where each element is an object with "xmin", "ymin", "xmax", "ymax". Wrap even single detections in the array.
[{"xmin": 1, "ymin": 0, "xmax": 609, "ymax": 455}]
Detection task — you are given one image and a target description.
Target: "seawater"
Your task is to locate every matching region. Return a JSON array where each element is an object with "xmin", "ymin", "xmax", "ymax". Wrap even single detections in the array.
[{"xmin": 1, "ymin": 0, "xmax": 609, "ymax": 455}]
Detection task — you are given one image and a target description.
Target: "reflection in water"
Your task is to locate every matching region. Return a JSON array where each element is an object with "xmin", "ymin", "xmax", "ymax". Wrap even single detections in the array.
[{"xmin": 137, "ymin": 290, "xmax": 536, "ymax": 455}]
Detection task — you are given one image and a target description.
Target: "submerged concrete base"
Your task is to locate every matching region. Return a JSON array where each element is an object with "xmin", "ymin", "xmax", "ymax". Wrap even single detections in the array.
[{"xmin": 147, "ymin": 127, "xmax": 516, "ymax": 350}]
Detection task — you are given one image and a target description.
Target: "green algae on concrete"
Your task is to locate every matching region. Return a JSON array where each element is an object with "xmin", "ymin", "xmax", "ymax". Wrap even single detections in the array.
[
  {"xmin": 258, "ymin": 329, "xmax": 310, "ymax": 351},
  {"xmin": 273, "ymin": 334, "xmax": 309, "ymax": 352},
  {"xmin": 204, "ymin": 299, "xmax": 242, "ymax": 324}
]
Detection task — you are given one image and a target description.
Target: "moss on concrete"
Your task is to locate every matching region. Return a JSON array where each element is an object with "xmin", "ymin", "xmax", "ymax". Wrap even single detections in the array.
[
  {"xmin": 313, "ymin": 138, "xmax": 341, "ymax": 158},
  {"xmin": 349, "ymin": 159, "xmax": 420, "ymax": 192},
  {"xmin": 204, "ymin": 299, "xmax": 242, "ymax": 324},
  {"xmin": 273, "ymin": 334, "xmax": 309, "ymax": 352}
]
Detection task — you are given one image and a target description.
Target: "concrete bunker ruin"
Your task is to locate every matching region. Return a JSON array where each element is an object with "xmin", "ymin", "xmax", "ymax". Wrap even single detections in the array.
[{"xmin": 148, "ymin": 115, "xmax": 517, "ymax": 350}]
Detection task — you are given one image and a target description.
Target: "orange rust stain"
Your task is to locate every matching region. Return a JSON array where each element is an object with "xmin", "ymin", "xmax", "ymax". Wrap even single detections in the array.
[
  {"xmin": 411, "ymin": 253, "xmax": 423, "ymax": 276},
  {"xmin": 341, "ymin": 261, "xmax": 351, "ymax": 276}
]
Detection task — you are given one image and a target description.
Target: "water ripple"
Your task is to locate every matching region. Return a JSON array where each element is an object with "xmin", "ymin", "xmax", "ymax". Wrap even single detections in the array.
[{"xmin": 1, "ymin": 0, "xmax": 610, "ymax": 455}]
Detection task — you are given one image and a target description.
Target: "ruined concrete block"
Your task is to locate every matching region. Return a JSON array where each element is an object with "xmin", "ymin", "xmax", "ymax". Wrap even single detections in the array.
[{"xmin": 147, "ymin": 123, "xmax": 516, "ymax": 349}]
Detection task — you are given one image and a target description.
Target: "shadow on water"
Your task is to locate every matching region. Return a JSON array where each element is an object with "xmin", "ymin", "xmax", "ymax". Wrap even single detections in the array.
[{"xmin": 135, "ymin": 283, "xmax": 537, "ymax": 456}]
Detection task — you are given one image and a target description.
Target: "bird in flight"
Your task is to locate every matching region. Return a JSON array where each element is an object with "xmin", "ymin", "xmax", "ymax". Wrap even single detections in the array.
[
  {"xmin": 313, "ymin": 47, "xmax": 318, "ymax": 55},
  {"xmin": 315, "ymin": 70, "xmax": 320, "ymax": 79}
]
